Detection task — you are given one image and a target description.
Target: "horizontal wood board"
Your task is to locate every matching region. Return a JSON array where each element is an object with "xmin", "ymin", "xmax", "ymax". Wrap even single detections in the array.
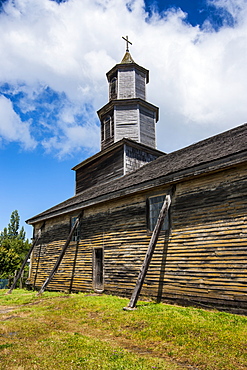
[
  {"xmin": 28, "ymin": 164, "xmax": 247, "ymax": 312},
  {"xmin": 135, "ymin": 70, "xmax": 146, "ymax": 100},
  {"xmin": 115, "ymin": 105, "xmax": 139, "ymax": 142},
  {"xmin": 125, "ymin": 144, "xmax": 159, "ymax": 174},
  {"xmin": 118, "ymin": 69, "xmax": 135, "ymax": 99},
  {"xmin": 139, "ymin": 105, "xmax": 156, "ymax": 148},
  {"xmin": 75, "ymin": 146, "xmax": 124, "ymax": 194}
]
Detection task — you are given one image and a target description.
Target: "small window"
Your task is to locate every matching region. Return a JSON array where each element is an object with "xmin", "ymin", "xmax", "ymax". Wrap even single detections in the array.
[
  {"xmin": 110, "ymin": 77, "xmax": 117, "ymax": 100},
  {"xmin": 101, "ymin": 121, "xmax": 104, "ymax": 141},
  {"xmin": 102, "ymin": 115, "xmax": 114, "ymax": 141},
  {"xmin": 111, "ymin": 115, "xmax": 114, "ymax": 137},
  {"xmin": 147, "ymin": 195, "xmax": 169, "ymax": 232},
  {"xmin": 71, "ymin": 216, "xmax": 81, "ymax": 242},
  {"xmin": 104, "ymin": 116, "xmax": 111, "ymax": 139}
]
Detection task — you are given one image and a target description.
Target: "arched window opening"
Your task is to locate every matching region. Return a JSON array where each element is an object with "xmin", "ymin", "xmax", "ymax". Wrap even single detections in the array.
[
  {"xmin": 111, "ymin": 115, "xmax": 114, "ymax": 138},
  {"xmin": 110, "ymin": 77, "xmax": 117, "ymax": 100},
  {"xmin": 101, "ymin": 121, "xmax": 104, "ymax": 141},
  {"xmin": 101, "ymin": 113, "xmax": 114, "ymax": 143},
  {"xmin": 104, "ymin": 116, "xmax": 111, "ymax": 139}
]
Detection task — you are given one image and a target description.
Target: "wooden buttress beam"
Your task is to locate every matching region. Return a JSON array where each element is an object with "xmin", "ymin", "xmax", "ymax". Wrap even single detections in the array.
[
  {"xmin": 37, "ymin": 210, "xmax": 84, "ymax": 296},
  {"xmin": 6, "ymin": 222, "xmax": 46, "ymax": 294},
  {"xmin": 124, "ymin": 188, "xmax": 174, "ymax": 310}
]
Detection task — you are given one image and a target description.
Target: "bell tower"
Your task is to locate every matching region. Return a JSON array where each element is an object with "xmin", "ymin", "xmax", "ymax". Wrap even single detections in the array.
[
  {"xmin": 98, "ymin": 37, "xmax": 159, "ymax": 151},
  {"xmin": 72, "ymin": 38, "xmax": 164, "ymax": 195}
]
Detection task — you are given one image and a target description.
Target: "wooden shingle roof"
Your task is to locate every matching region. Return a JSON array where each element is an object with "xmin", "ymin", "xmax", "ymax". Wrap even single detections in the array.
[{"xmin": 26, "ymin": 123, "xmax": 247, "ymax": 224}]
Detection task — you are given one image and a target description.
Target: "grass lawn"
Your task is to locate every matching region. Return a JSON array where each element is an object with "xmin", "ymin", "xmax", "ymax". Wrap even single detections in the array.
[{"xmin": 0, "ymin": 290, "xmax": 247, "ymax": 369}]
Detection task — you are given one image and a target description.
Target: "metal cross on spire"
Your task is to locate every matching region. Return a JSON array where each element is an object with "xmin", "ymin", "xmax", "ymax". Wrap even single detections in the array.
[{"xmin": 122, "ymin": 35, "xmax": 132, "ymax": 52}]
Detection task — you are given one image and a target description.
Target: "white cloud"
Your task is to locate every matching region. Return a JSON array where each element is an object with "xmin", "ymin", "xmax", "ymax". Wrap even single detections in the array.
[
  {"xmin": 207, "ymin": 0, "xmax": 247, "ymax": 23},
  {"xmin": 41, "ymin": 102, "xmax": 100, "ymax": 158},
  {"xmin": 0, "ymin": 0, "xmax": 246, "ymax": 155},
  {"xmin": 0, "ymin": 95, "xmax": 36, "ymax": 149},
  {"xmin": 42, "ymin": 123, "xmax": 100, "ymax": 159}
]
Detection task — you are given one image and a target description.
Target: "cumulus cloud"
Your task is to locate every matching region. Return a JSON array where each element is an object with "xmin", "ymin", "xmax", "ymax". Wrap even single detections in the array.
[
  {"xmin": 0, "ymin": 0, "xmax": 246, "ymax": 155},
  {"xmin": 0, "ymin": 94, "xmax": 36, "ymax": 149},
  {"xmin": 41, "ymin": 102, "xmax": 100, "ymax": 158}
]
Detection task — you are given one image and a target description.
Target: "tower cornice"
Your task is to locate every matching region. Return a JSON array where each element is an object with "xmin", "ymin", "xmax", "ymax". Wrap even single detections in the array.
[
  {"xmin": 106, "ymin": 61, "xmax": 149, "ymax": 84},
  {"xmin": 97, "ymin": 98, "xmax": 159, "ymax": 121}
]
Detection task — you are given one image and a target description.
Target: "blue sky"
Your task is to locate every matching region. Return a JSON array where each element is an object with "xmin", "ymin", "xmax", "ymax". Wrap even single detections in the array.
[{"xmin": 0, "ymin": 0, "xmax": 247, "ymax": 239}]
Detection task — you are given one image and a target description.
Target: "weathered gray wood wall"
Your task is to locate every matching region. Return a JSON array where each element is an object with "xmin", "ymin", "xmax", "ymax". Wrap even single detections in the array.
[
  {"xmin": 124, "ymin": 144, "xmax": 160, "ymax": 174},
  {"xmin": 118, "ymin": 68, "xmax": 146, "ymax": 100},
  {"xmin": 118, "ymin": 69, "xmax": 135, "ymax": 99},
  {"xmin": 135, "ymin": 70, "xmax": 146, "ymax": 100},
  {"xmin": 115, "ymin": 105, "xmax": 139, "ymax": 142},
  {"xmin": 75, "ymin": 147, "xmax": 123, "ymax": 194},
  {"xmin": 28, "ymin": 163, "xmax": 247, "ymax": 313},
  {"xmin": 139, "ymin": 106, "xmax": 156, "ymax": 148}
]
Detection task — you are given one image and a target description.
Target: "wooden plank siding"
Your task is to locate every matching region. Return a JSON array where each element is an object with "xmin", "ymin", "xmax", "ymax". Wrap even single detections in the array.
[
  {"xmin": 125, "ymin": 144, "xmax": 160, "ymax": 174},
  {"xmin": 135, "ymin": 70, "xmax": 146, "ymax": 100},
  {"xmin": 118, "ymin": 69, "xmax": 135, "ymax": 99},
  {"xmin": 28, "ymin": 164, "xmax": 247, "ymax": 313},
  {"xmin": 146, "ymin": 166, "xmax": 247, "ymax": 312},
  {"xmin": 75, "ymin": 146, "xmax": 124, "ymax": 194},
  {"xmin": 115, "ymin": 106, "xmax": 139, "ymax": 142},
  {"xmin": 139, "ymin": 105, "xmax": 156, "ymax": 148}
]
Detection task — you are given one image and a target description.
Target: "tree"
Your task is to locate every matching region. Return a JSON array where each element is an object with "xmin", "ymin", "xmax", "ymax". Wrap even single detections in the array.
[{"xmin": 0, "ymin": 210, "xmax": 31, "ymax": 279}]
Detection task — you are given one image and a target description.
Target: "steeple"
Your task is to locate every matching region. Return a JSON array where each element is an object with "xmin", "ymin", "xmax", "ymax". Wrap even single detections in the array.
[
  {"xmin": 97, "ymin": 37, "xmax": 159, "ymax": 151},
  {"xmin": 72, "ymin": 40, "xmax": 163, "ymax": 194}
]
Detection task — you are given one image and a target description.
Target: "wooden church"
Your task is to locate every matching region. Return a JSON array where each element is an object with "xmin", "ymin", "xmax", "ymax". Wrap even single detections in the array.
[{"xmin": 26, "ymin": 41, "xmax": 247, "ymax": 313}]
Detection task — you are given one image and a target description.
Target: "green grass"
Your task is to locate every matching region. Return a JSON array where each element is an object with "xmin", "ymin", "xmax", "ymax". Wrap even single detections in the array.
[{"xmin": 0, "ymin": 290, "xmax": 247, "ymax": 369}]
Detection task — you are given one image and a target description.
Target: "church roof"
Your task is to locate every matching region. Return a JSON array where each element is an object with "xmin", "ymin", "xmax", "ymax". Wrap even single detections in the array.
[{"xmin": 26, "ymin": 123, "xmax": 247, "ymax": 224}]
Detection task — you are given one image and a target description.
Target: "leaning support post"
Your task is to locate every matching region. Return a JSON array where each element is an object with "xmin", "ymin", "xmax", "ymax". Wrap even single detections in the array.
[
  {"xmin": 37, "ymin": 210, "xmax": 84, "ymax": 296},
  {"xmin": 124, "ymin": 190, "xmax": 173, "ymax": 310},
  {"xmin": 6, "ymin": 222, "xmax": 46, "ymax": 294}
]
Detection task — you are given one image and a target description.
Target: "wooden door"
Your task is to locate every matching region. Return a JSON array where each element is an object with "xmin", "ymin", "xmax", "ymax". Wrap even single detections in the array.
[{"xmin": 93, "ymin": 248, "xmax": 104, "ymax": 291}]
